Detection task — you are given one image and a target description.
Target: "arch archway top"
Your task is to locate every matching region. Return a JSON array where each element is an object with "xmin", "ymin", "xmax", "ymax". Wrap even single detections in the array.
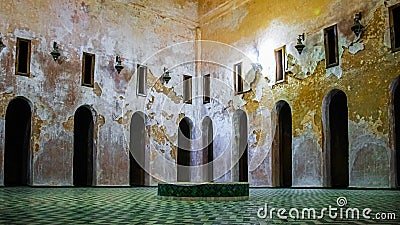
[
  {"xmin": 233, "ymin": 109, "xmax": 247, "ymax": 118},
  {"xmin": 75, "ymin": 104, "xmax": 95, "ymax": 112},
  {"xmin": 179, "ymin": 116, "xmax": 194, "ymax": 126},
  {"xmin": 322, "ymin": 89, "xmax": 348, "ymax": 113},
  {"xmin": 233, "ymin": 109, "xmax": 248, "ymax": 132},
  {"xmin": 132, "ymin": 111, "xmax": 150, "ymax": 124},
  {"xmin": 132, "ymin": 111, "xmax": 146, "ymax": 117},
  {"xmin": 8, "ymin": 96, "xmax": 34, "ymax": 111},
  {"xmin": 274, "ymin": 100, "xmax": 291, "ymax": 112},
  {"xmin": 323, "ymin": 89, "xmax": 348, "ymax": 100},
  {"xmin": 390, "ymin": 75, "xmax": 400, "ymax": 93},
  {"xmin": 202, "ymin": 116, "xmax": 212, "ymax": 125},
  {"xmin": 235, "ymin": 109, "xmax": 246, "ymax": 114},
  {"xmin": 75, "ymin": 105, "xmax": 97, "ymax": 119}
]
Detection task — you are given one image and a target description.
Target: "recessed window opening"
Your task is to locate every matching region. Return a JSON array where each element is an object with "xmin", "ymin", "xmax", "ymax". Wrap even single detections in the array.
[
  {"xmin": 234, "ymin": 62, "xmax": 243, "ymax": 94},
  {"xmin": 82, "ymin": 52, "xmax": 95, "ymax": 87},
  {"xmin": 183, "ymin": 75, "xmax": 192, "ymax": 104},
  {"xmin": 275, "ymin": 46, "xmax": 285, "ymax": 82},
  {"xmin": 324, "ymin": 25, "xmax": 339, "ymax": 68},
  {"xmin": 15, "ymin": 38, "xmax": 31, "ymax": 76},
  {"xmin": 137, "ymin": 65, "xmax": 147, "ymax": 96},
  {"xmin": 390, "ymin": 3, "xmax": 400, "ymax": 52},
  {"xmin": 203, "ymin": 74, "xmax": 210, "ymax": 104}
]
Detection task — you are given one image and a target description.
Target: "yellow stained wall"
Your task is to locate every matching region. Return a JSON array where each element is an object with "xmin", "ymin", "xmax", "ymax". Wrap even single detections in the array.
[{"xmin": 199, "ymin": 0, "xmax": 400, "ymax": 187}]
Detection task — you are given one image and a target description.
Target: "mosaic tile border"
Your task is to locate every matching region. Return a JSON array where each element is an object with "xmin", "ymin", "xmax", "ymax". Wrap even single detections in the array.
[{"xmin": 158, "ymin": 182, "xmax": 249, "ymax": 199}]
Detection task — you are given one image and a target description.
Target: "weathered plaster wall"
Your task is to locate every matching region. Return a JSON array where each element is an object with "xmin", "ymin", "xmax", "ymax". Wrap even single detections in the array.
[
  {"xmin": 1, "ymin": 0, "xmax": 399, "ymax": 188},
  {"xmin": 199, "ymin": 0, "xmax": 400, "ymax": 187},
  {"xmin": 0, "ymin": 0, "xmax": 197, "ymax": 186}
]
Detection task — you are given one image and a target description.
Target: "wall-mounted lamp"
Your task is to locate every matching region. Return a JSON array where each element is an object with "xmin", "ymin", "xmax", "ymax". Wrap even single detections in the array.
[
  {"xmin": 294, "ymin": 33, "xmax": 305, "ymax": 55},
  {"xmin": 0, "ymin": 34, "xmax": 6, "ymax": 52},
  {"xmin": 115, "ymin": 55, "xmax": 124, "ymax": 74},
  {"xmin": 50, "ymin": 42, "xmax": 60, "ymax": 61},
  {"xmin": 351, "ymin": 12, "xmax": 364, "ymax": 38},
  {"xmin": 161, "ymin": 67, "xmax": 171, "ymax": 84}
]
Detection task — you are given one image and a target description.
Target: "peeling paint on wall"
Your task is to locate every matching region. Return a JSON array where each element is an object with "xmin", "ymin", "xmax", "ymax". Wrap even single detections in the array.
[{"xmin": 0, "ymin": 0, "xmax": 399, "ymax": 188}]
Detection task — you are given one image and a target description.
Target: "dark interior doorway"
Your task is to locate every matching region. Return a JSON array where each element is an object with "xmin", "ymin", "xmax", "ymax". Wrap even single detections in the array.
[
  {"xmin": 202, "ymin": 117, "xmax": 213, "ymax": 182},
  {"xmin": 177, "ymin": 117, "xmax": 191, "ymax": 182},
  {"xmin": 236, "ymin": 110, "xmax": 248, "ymax": 182},
  {"xmin": 73, "ymin": 106, "xmax": 94, "ymax": 187},
  {"xmin": 329, "ymin": 90, "xmax": 349, "ymax": 188},
  {"xmin": 394, "ymin": 81, "xmax": 400, "ymax": 187},
  {"xmin": 4, "ymin": 98, "xmax": 31, "ymax": 186},
  {"xmin": 278, "ymin": 101, "xmax": 292, "ymax": 187},
  {"xmin": 130, "ymin": 112, "xmax": 146, "ymax": 186}
]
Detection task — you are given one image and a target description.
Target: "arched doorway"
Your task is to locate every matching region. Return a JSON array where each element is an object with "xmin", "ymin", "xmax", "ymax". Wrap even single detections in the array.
[
  {"xmin": 4, "ymin": 97, "xmax": 32, "ymax": 186},
  {"xmin": 202, "ymin": 117, "xmax": 213, "ymax": 182},
  {"xmin": 233, "ymin": 110, "xmax": 248, "ymax": 182},
  {"xmin": 272, "ymin": 101, "xmax": 292, "ymax": 187},
  {"xmin": 130, "ymin": 112, "xmax": 147, "ymax": 186},
  {"xmin": 323, "ymin": 89, "xmax": 349, "ymax": 188},
  {"xmin": 73, "ymin": 106, "xmax": 94, "ymax": 186},
  {"xmin": 177, "ymin": 117, "xmax": 192, "ymax": 182},
  {"xmin": 391, "ymin": 76, "xmax": 400, "ymax": 188}
]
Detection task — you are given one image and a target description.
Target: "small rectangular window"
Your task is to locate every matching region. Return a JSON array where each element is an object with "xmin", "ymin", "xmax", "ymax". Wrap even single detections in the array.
[
  {"xmin": 15, "ymin": 38, "xmax": 31, "ymax": 76},
  {"xmin": 275, "ymin": 46, "xmax": 285, "ymax": 82},
  {"xmin": 183, "ymin": 75, "xmax": 192, "ymax": 104},
  {"xmin": 390, "ymin": 3, "xmax": 400, "ymax": 52},
  {"xmin": 203, "ymin": 74, "xmax": 210, "ymax": 104},
  {"xmin": 234, "ymin": 62, "xmax": 243, "ymax": 94},
  {"xmin": 324, "ymin": 25, "xmax": 339, "ymax": 68},
  {"xmin": 137, "ymin": 64, "xmax": 147, "ymax": 96},
  {"xmin": 82, "ymin": 52, "xmax": 95, "ymax": 87}
]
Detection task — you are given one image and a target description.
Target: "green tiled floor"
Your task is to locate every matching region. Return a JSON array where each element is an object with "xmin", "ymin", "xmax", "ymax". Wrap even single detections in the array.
[{"xmin": 0, "ymin": 187, "xmax": 399, "ymax": 224}]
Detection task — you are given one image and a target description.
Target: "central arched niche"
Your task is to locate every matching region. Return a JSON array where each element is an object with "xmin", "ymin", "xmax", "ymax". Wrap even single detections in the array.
[
  {"xmin": 272, "ymin": 100, "xmax": 292, "ymax": 187},
  {"xmin": 232, "ymin": 110, "xmax": 248, "ymax": 182},
  {"xmin": 130, "ymin": 111, "xmax": 149, "ymax": 186},
  {"xmin": 394, "ymin": 78, "xmax": 400, "ymax": 188},
  {"xmin": 389, "ymin": 76, "xmax": 400, "ymax": 188},
  {"xmin": 201, "ymin": 116, "xmax": 214, "ymax": 182},
  {"xmin": 73, "ymin": 105, "xmax": 94, "ymax": 187},
  {"xmin": 323, "ymin": 89, "xmax": 349, "ymax": 188},
  {"xmin": 4, "ymin": 97, "xmax": 32, "ymax": 186},
  {"xmin": 177, "ymin": 117, "xmax": 193, "ymax": 182}
]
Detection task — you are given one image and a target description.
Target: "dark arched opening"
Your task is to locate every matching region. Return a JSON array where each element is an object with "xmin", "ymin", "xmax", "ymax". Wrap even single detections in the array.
[
  {"xmin": 130, "ymin": 112, "xmax": 146, "ymax": 186},
  {"xmin": 275, "ymin": 101, "xmax": 292, "ymax": 187},
  {"xmin": 202, "ymin": 117, "xmax": 213, "ymax": 182},
  {"xmin": 177, "ymin": 117, "xmax": 192, "ymax": 182},
  {"xmin": 394, "ymin": 80, "xmax": 400, "ymax": 187},
  {"xmin": 4, "ymin": 97, "xmax": 31, "ymax": 186},
  {"xmin": 73, "ymin": 106, "xmax": 94, "ymax": 186},
  {"xmin": 325, "ymin": 90, "xmax": 349, "ymax": 188},
  {"xmin": 234, "ymin": 110, "xmax": 248, "ymax": 182}
]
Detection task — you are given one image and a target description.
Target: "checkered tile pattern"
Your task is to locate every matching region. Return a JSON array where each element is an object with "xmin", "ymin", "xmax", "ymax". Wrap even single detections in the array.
[{"xmin": 0, "ymin": 187, "xmax": 399, "ymax": 224}]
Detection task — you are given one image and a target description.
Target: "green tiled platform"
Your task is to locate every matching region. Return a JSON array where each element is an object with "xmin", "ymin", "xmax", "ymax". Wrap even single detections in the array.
[
  {"xmin": 0, "ymin": 187, "xmax": 399, "ymax": 224},
  {"xmin": 158, "ymin": 182, "xmax": 249, "ymax": 200}
]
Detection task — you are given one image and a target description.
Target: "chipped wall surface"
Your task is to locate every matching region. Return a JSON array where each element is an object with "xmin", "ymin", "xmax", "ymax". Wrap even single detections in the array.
[
  {"xmin": 1, "ymin": 0, "xmax": 399, "ymax": 188},
  {"xmin": 0, "ymin": 0, "xmax": 197, "ymax": 186},
  {"xmin": 199, "ymin": 0, "xmax": 400, "ymax": 187}
]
